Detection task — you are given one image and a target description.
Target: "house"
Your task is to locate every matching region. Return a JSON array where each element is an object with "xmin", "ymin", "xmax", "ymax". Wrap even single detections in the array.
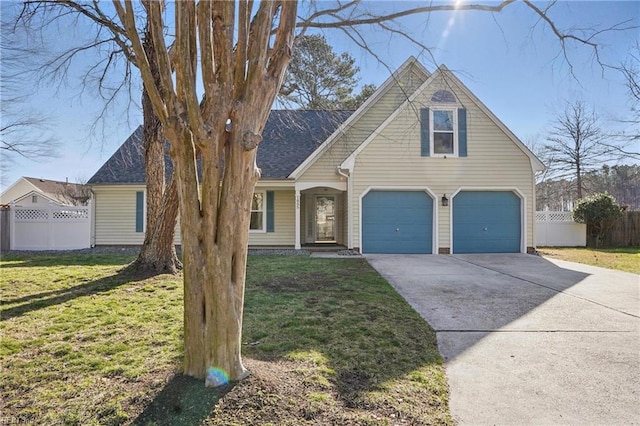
[
  {"xmin": 88, "ymin": 56, "xmax": 544, "ymax": 254},
  {"xmin": 0, "ymin": 177, "xmax": 91, "ymax": 207}
]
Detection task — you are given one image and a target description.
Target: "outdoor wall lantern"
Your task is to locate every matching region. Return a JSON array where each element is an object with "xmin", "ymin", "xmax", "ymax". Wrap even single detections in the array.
[{"xmin": 441, "ymin": 194, "xmax": 449, "ymax": 207}]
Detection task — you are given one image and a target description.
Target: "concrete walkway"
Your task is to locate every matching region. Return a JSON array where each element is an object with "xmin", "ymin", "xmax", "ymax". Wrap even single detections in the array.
[{"xmin": 366, "ymin": 254, "xmax": 640, "ymax": 425}]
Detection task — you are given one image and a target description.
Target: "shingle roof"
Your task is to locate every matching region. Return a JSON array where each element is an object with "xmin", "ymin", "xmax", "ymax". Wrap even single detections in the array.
[
  {"xmin": 88, "ymin": 110, "xmax": 353, "ymax": 184},
  {"xmin": 24, "ymin": 177, "xmax": 89, "ymax": 196},
  {"xmin": 258, "ymin": 110, "xmax": 353, "ymax": 178}
]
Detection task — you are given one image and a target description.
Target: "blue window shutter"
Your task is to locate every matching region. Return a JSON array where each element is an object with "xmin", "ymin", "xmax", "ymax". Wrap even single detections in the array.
[
  {"xmin": 266, "ymin": 191, "xmax": 274, "ymax": 232},
  {"xmin": 458, "ymin": 108, "xmax": 467, "ymax": 157},
  {"xmin": 420, "ymin": 108, "xmax": 430, "ymax": 156},
  {"xmin": 135, "ymin": 191, "xmax": 144, "ymax": 232}
]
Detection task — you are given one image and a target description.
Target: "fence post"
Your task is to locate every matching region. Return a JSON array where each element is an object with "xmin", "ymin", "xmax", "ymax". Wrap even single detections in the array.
[
  {"xmin": 48, "ymin": 201, "xmax": 54, "ymax": 250},
  {"xmin": 86, "ymin": 200, "xmax": 92, "ymax": 248},
  {"xmin": 9, "ymin": 202, "xmax": 15, "ymax": 250},
  {"xmin": 0, "ymin": 206, "xmax": 8, "ymax": 252},
  {"xmin": 543, "ymin": 210, "xmax": 549, "ymax": 246}
]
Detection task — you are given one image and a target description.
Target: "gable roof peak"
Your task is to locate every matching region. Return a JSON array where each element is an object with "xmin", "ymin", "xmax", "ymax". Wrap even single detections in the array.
[
  {"xmin": 289, "ymin": 56, "xmax": 432, "ymax": 179},
  {"xmin": 395, "ymin": 55, "xmax": 431, "ymax": 78}
]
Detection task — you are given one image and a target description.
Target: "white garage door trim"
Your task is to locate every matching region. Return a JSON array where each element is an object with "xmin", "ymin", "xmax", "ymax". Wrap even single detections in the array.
[
  {"xmin": 359, "ymin": 186, "xmax": 438, "ymax": 254},
  {"xmin": 449, "ymin": 187, "xmax": 527, "ymax": 254}
]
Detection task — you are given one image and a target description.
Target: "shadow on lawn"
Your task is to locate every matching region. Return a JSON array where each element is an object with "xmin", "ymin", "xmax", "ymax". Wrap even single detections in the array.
[
  {"xmin": 0, "ymin": 252, "xmax": 136, "ymax": 268},
  {"xmin": 133, "ymin": 374, "xmax": 230, "ymax": 426},
  {"xmin": 1, "ymin": 269, "xmax": 152, "ymax": 321},
  {"xmin": 240, "ymin": 257, "xmax": 447, "ymax": 414}
]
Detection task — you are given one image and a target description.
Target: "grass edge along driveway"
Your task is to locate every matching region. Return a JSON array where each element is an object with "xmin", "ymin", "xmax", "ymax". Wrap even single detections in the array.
[
  {"xmin": 1, "ymin": 253, "xmax": 452, "ymax": 425},
  {"xmin": 537, "ymin": 246, "xmax": 640, "ymax": 274}
]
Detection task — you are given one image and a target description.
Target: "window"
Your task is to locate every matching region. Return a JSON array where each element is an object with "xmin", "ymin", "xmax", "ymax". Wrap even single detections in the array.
[
  {"xmin": 32, "ymin": 195, "xmax": 38, "ymax": 203},
  {"xmin": 431, "ymin": 90, "xmax": 456, "ymax": 103},
  {"xmin": 432, "ymin": 109, "xmax": 456, "ymax": 155},
  {"xmin": 421, "ymin": 107, "xmax": 467, "ymax": 157},
  {"xmin": 135, "ymin": 191, "xmax": 145, "ymax": 232},
  {"xmin": 250, "ymin": 192, "xmax": 265, "ymax": 232}
]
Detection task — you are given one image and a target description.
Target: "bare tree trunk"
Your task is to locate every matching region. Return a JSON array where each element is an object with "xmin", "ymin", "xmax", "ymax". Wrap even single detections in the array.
[
  {"xmin": 114, "ymin": 0, "xmax": 292, "ymax": 384},
  {"xmin": 132, "ymin": 175, "xmax": 181, "ymax": 274},
  {"xmin": 576, "ymin": 160, "xmax": 583, "ymax": 199},
  {"xmin": 128, "ymin": 21, "xmax": 181, "ymax": 275},
  {"xmin": 167, "ymin": 115, "xmax": 259, "ymax": 383}
]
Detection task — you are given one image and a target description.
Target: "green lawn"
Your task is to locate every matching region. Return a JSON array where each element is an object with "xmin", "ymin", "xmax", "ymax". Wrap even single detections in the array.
[
  {"xmin": 538, "ymin": 247, "xmax": 640, "ymax": 274},
  {"xmin": 0, "ymin": 253, "xmax": 452, "ymax": 425}
]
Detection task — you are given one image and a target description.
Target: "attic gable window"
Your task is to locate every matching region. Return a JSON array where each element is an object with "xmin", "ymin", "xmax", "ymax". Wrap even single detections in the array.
[{"xmin": 431, "ymin": 90, "xmax": 456, "ymax": 103}]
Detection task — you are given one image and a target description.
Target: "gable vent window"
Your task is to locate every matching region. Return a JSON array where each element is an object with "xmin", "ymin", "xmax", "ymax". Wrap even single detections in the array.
[
  {"xmin": 431, "ymin": 90, "xmax": 456, "ymax": 103},
  {"xmin": 32, "ymin": 195, "xmax": 38, "ymax": 203}
]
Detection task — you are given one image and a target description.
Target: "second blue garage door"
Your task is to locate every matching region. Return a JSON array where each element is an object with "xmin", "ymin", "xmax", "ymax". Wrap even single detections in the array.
[
  {"xmin": 362, "ymin": 191, "xmax": 433, "ymax": 254},
  {"xmin": 452, "ymin": 191, "xmax": 521, "ymax": 253}
]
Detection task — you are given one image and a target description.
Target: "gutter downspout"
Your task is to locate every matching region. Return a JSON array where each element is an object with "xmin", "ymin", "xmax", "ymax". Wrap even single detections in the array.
[{"xmin": 337, "ymin": 167, "xmax": 352, "ymax": 249}]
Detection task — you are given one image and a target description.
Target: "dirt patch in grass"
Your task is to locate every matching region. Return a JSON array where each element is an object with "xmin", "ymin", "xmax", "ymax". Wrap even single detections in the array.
[{"xmin": 204, "ymin": 358, "xmax": 446, "ymax": 425}]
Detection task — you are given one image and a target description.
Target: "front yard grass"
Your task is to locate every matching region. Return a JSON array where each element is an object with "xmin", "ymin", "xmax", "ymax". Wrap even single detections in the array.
[
  {"xmin": 1, "ymin": 253, "xmax": 452, "ymax": 425},
  {"xmin": 538, "ymin": 247, "xmax": 640, "ymax": 274}
]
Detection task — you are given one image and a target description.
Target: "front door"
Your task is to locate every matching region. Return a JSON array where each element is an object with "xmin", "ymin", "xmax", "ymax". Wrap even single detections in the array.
[{"xmin": 315, "ymin": 196, "xmax": 335, "ymax": 242}]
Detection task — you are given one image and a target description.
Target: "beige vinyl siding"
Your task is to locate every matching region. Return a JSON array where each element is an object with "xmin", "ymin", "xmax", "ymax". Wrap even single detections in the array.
[
  {"xmin": 1, "ymin": 179, "xmax": 83, "ymax": 206},
  {"xmin": 249, "ymin": 189, "xmax": 295, "ymax": 246},
  {"xmin": 14, "ymin": 192, "xmax": 58, "ymax": 206},
  {"xmin": 1, "ymin": 180, "xmax": 29, "ymax": 204},
  {"xmin": 94, "ymin": 185, "xmax": 294, "ymax": 246},
  {"xmin": 351, "ymin": 76, "xmax": 535, "ymax": 251},
  {"xmin": 299, "ymin": 66, "xmax": 427, "ymax": 183},
  {"xmin": 93, "ymin": 185, "xmax": 147, "ymax": 245}
]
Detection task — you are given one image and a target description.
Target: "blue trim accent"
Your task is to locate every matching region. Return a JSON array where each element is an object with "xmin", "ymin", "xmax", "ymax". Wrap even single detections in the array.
[
  {"xmin": 363, "ymin": 191, "xmax": 433, "ymax": 254},
  {"xmin": 453, "ymin": 191, "xmax": 520, "ymax": 253},
  {"xmin": 420, "ymin": 108, "xmax": 430, "ymax": 156},
  {"xmin": 266, "ymin": 191, "xmax": 274, "ymax": 232},
  {"xmin": 458, "ymin": 108, "xmax": 467, "ymax": 157},
  {"xmin": 135, "ymin": 191, "xmax": 144, "ymax": 233}
]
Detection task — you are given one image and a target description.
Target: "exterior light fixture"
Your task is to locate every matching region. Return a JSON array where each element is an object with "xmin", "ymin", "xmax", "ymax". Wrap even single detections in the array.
[{"xmin": 441, "ymin": 194, "xmax": 449, "ymax": 207}]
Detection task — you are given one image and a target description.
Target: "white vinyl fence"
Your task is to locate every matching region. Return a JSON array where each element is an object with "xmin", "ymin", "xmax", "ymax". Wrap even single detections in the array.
[
  {"xmin": 536, "ymin": 211, "xmax": 586, "ymax": 247},
  {"xmin": 10, "ymin": 202, "xmax": 91, "ymax": 250}
]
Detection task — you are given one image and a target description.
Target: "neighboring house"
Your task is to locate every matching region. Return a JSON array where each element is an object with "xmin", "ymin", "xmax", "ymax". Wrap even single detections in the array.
[
  {"xmin": 0, "ymin": 177, "xmax": 91, "ymax": 207},
  {"xmin": 88, "ymin": 56, "xmax": 544, "ymax": 254}
]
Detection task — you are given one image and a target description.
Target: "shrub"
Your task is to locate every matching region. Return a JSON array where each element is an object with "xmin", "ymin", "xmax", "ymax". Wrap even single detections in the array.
[{"xmin": 573, "ymin": 193, "xmax": 622, "ymax": 247}]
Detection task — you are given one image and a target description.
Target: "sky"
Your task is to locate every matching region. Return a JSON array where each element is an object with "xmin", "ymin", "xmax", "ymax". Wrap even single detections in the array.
[{"xmin": 1, "ymin": 0, "xmax": 639, "ymax": 191}]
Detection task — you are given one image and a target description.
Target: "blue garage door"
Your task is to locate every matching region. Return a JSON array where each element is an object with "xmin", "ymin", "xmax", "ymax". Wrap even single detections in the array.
[
  {"xmin": 453, "ymin": 191, "xmax": 521, "ymax": 253},
  {"xmin": 362, "ymin": 191, "xmax": 433, "ymax": 254}
]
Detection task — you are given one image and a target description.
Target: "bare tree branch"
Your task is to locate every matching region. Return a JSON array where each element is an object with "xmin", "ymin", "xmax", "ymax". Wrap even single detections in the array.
[
  {"xmin": 541, "ymin": 100, "xmax": 634, "ymax": 199},
  {"xmin": 297, "ymin": 1, "xmax": 517, "ymax": 29}
]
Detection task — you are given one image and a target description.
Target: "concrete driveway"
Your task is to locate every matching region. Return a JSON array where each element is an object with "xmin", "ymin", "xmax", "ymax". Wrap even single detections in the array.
[{"xmin": 366, "ymin": 254, "xmax": 640, "ymax": 425}]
